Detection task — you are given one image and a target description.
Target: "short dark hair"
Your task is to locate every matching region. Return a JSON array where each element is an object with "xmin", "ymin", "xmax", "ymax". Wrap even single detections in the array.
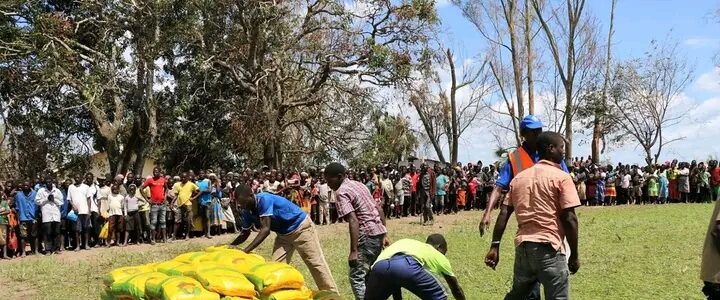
[
  {"xmin": 234, "ymin": 184, "xmax": 254, "ymax": 199},
  {"xmin": 537, "ymin": 132, "xmax": 564, "ymax": 159},
  {"xmin": 426, "ymin": 233, "xmax": 447, "ymax": 249},
  {"xmin": 323, "ymin": 163, "xmax": 346, "ymax": 177}
]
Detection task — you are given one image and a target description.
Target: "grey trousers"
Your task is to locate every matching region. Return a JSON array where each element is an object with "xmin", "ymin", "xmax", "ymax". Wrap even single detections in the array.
[
  {"xmin": 505, "ymin": 242, "xmax": 570, "ymax": 300},
  {"xmin": 349, "ymin": 234, "xmax": 385, "ymax": 300}
]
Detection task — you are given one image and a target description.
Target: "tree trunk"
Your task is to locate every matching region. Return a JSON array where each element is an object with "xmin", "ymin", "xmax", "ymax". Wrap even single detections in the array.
[
  {"xmin": 524, "ymin": 0, "xmax": 535, "ymax": 115},
  {"xmin": 447, "ymin": 49, "xmax": 459, "ymax": 165},
  {"xmin": 564, "ymin": 85, "xmax": 573, "ymax": 161},
  {"xmin": 505, "ymin": 0, "xmax": 525, "ymax": 118},
  {"xmin": 592, "ymin": 0, "xmax": 616, "ymax": 164}
]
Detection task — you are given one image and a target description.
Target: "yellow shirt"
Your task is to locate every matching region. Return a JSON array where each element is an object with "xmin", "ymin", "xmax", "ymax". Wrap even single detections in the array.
[{"xmin": 173, "ymin": 182, "xmax": 199, "ymax": 207}]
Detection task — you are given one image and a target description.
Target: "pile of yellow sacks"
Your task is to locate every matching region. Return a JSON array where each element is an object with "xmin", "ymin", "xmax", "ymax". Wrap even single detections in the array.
[{"xmin": 102, "ymin": 245, "xmax": 340, "ymax": 300}]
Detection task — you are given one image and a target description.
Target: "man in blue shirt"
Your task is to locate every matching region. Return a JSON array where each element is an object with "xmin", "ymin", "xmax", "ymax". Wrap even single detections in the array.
[
  {"xmin": 479, "ymin": 115, "xmax": 569, "ymax": 300},
  {"xmin": 196, "ymin": 170, "xmax": 212, "ymax": 239},
  {"xmin": 230, "ymin": 184, "xmax": 338, "ymax": 293},
  {"xmin": 15, "ymin": 181, "xmax": 38, "ymax": 256}
]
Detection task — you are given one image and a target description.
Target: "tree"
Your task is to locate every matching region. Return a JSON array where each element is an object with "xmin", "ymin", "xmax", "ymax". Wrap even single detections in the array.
[
  {"xmin": 606, "ymin": 40, "xmax": 692, "ymax": 166},
  {"xmin": 407, "ymin": 48, "xmax": 491, "ymax": 164},
  {"xmin": 533, "ymin": 0, "xmax": 597, "ymax": 160},
  {"xmin": 350, "ymin": 114, "xmax": 418, "ymax": 168},
  {"xmin": 590, "ymin": 0, "xmax": 616, "ymax": 163},
  {"xmin": 452, "ymin": 0, "xmax": 528, "ymax": 146}
]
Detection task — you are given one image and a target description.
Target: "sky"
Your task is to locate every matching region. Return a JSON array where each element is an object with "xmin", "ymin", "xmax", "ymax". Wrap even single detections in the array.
[{"xmin": 405, "ymin": 0, "xmax": 720, "ymax": 165}]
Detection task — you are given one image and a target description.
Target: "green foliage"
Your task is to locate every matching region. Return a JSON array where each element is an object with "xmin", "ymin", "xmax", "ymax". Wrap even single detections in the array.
[{"xmin": 350, "ymin": 114, "xmax": 418, "ymax": 168}]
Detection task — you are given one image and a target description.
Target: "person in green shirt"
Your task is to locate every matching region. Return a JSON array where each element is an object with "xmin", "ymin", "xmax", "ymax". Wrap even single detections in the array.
[
  {"xmin": 0, "ymin": 196, "xmax": 10, "ymax": 259},
  {"xmin": 364, "ymin": 234, "xmax": 466, "ymax": 300}
]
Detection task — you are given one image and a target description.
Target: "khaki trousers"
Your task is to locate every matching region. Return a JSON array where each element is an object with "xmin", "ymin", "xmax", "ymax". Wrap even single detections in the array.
[{"xmin": 272, "ymin": 216, "xmax": 338, "ymax": 292}]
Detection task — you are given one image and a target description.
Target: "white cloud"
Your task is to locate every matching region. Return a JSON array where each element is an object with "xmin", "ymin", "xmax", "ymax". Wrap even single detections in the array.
[
  {"xmin": 436, "ymin": 0, "xmax": 451, "ymax": 8},
  {"xmin": 682, "ymin": 37, "xmax": 720, "ymax": 48},
  {"xmin": 694, "ymin": 67, "xmax": 720, "ymax": 93}
]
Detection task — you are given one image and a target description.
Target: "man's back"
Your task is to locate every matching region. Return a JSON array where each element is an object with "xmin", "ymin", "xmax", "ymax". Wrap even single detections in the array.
[{"xmin": 505, "ymin": 161, "xmax": 580, "ymax": 252}]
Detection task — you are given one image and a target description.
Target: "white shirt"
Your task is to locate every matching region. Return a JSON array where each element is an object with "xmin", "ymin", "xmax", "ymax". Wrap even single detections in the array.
[
  {"xmin": 35, "ymin": 187, "xmax": 64, "ymax": 223},
  {"xmin": 107, "ymin": 193, "xmax": 125, "ymax": 216},
  {"xmin": 87, "ymin": 184, "xmax": 99, "ymax": 213},
  {"xmin": 318, "ymin": 183, "xmax": 331, "ymax": 202},
  {"xmin": 621, "ymin": 174, "xmax": 631, "ymax": 189},
  {"xmin": 68, "ymin": 183, "xmax": 92, "ymax": 215}
]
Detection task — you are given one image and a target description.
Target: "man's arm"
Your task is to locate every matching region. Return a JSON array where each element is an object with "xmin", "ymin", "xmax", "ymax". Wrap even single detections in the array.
[
  {"xmin": 559, "ymin": 207, "xmax": 580, "ymax": 274},
  {"xmin": 243, "ymin": 216, "xmax": 271, "ymax": 253},
  {"xmin": 230, "ymin": 229, "xmax": 252, "ymax": 246},
  {"xmin": 345, "ymin": 211, "xmax": 360, "ymax": 267},
  {"xmin": 485, "ymin": 204, "xmax": 514, "ymax": 269},
  {"xmin": 479, "ymin": 185, "xmax": 505, "ymax": 236},
  {"xmin": 443, "ymin": 275, "xmax": 466, "ymax": 300},
  {"xmin": 376, "ymin": 201, "xmax": 386, "ymax": 226}
]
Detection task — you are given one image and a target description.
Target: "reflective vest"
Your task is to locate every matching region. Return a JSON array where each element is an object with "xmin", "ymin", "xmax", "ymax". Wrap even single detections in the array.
[{"xmin": 508, "ymin": 146, "xmax": 535, "ymax": 176}]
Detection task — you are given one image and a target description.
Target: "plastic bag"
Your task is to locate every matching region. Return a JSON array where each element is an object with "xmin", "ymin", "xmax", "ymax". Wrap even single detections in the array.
[
  {"xmin": 104, "ymin": 264, "xmax": 155, "ymax": 287},
  {"xmin": 145, "ymin": 276, "xmax": 220, "ymax": 300},
  {"xmin": 204, "ymin": 252, "xmax": 265, "ymax": 273},
  {"xmin": 188, "ymin": 268, "xmax": 256, "ymax": 298},
  {"xmin": 161, "ymin": 262, "xmax": 200, "ymax": 277},
  {"xmin": 110, "ymin": 272, "xmax": 168, "ymax": 299},
  {"xmin": 99, "ymin": 222, "xmax": 109, "ymax": 239},
  {"xmin": 262, "ymin": 287, "xmax": 312, "ymax": 300},
  {"xmin": 244, "ymin": 263, "xmax": 305, "ymax": 295}
]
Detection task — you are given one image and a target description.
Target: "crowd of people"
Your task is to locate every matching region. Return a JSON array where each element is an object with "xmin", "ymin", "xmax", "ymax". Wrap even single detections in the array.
[{"xmin": 0, "ymin": 156, "xmax": 716, "ymax": 260}]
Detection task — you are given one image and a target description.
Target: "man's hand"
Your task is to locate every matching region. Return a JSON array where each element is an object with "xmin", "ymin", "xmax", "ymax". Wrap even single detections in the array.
[
  {"xmin": 383, "ymin": 236, "xmax": 391, "ymax": 248},
  {"xmin": 485, "ymin": 246, "xmax": 499, "ymax": 270},
  {"xmin": 348, "ymin": 251, "xmax": 359, "ymax": 268},
  {"xmin": 479, "ymin": 213, "xmax": 491, "ymax": 236},
  {"xmin": 568, "ymin": 254, "xmax": 580, "ymax": 274}
]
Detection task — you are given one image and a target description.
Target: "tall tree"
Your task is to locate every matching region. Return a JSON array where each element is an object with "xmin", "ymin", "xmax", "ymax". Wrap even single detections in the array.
[
  {"xmin": 607, "ymin": 40, "xmax": 692, "ymax": 166},
  {"xmin": 590, "ymin": 0, "xmax": 616, "ymax": 163},
  {"xmin": 533, "ymin": 0, "xmax": 595, "ymax": 160},
  {"xmin": 408, "ymin": 48, "xmax": 491, "ymax": 164}
]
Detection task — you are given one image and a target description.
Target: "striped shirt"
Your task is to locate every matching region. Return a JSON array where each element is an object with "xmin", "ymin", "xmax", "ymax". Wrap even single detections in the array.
[{"xmin": 335, "ymin": 178, "xmax": 387, "ymax": 238}]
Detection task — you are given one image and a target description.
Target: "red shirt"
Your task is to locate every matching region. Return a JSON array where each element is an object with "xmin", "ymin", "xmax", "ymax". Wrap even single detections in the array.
[
  {"xmin": 143, "ymin": 177, "xmax": 167, "ymax": 205},
  {"xmin": 410, "ymin": 173, "xmax": 419, "ymax": 193},
  {"xmin": 712, "ymin": 168, "xmax": 720, "ymax": 186},
  {"xmin": 469, "ymin": 178, "xmax": 478, "ymax": 194}
]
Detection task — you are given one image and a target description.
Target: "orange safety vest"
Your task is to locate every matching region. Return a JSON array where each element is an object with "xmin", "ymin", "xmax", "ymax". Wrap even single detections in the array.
[{"xmin": 508, "ymin": 146, "xmax": 535, "ymax": 176}]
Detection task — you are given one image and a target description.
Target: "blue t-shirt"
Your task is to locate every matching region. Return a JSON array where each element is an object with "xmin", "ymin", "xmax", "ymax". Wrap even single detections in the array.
[
  {"xmin": 239, "ymin": 192, "xmax": 306, "ymax": 235},
  {"xmin": 435, "ymin": 175, "xmax": 448, "ymax": 196},
  {"xmin": 196, "ymin": 179, "xmax": 211, "ymax": 206},
  {"xmin": 15, "ymin": 190, "xmax": 37, "ymax": 222},
  {"xmin": 496, "ymin": 143, "xmax": 570, "ymax": 190}
]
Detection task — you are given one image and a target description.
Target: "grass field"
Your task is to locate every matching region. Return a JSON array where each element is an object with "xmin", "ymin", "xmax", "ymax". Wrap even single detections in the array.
[{"xmin": 0, "ymin": 203, "xmax": 712, "ymax": 299}]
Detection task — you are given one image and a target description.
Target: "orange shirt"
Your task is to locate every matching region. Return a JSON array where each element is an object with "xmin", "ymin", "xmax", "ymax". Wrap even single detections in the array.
[{"xmin": 504, "ymin": 160, "xmax": 581, "ymax": 252}]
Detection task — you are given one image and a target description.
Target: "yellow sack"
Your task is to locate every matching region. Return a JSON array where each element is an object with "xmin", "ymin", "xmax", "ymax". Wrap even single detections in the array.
[
  {"xmin": 312, "ymin": 291, "xmax": 343, "ymax": 300},
  {"xmin": 164, "ymin": 263, "xmax": 201, "ymax": 277},
  {"xmin": 145, "ymin": 276, "xmax": 220, "ymax": 300},
  {"xmin": 156, "ymin": 260, "xmax": 188, "ymax": 275},
  {"xmin": 188, "ymin": 269, "xmax": 256, "ymax": 298},
  {"xmin": 262, "ymin": 287, "xmax": 312, "ymax": 300},
  {"xmin": 104, "ymin": 264, "xmax": 155, "ymax": 287},
  {"xmin": 174, "ymin": 251, "xmax": 210, "ymax": 263},
  {"xmin": 110, "ymin": 272, "xmax": 168, "ymax": 299},
  {"xmin": 244, "ymin": 262, "xmax": 305, "ymax": 295},
  {"xmin": 207, "ymin": 253, "xmax": 265, "ymax": 273},
  {"xmin": 99, "ymin": 222, "xmax": 109, "ymax": 239},
  {"xmin": 222, "ymin": 297, "xmax": 259, "ymax": 300},
  {"xmin": 205, "ymin": 245, "xmax": 230, "ymax": 252}
]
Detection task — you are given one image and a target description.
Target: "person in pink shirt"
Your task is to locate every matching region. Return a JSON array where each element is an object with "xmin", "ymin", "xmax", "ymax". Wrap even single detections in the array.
[{"xmin": 485, "ymin": 132, "xmax": 580, "ymax": 299}]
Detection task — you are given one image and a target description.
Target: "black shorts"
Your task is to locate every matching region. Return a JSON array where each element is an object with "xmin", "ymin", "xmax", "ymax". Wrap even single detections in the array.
[
  {"xmin": 75, "ymin": 214, "xmax": 91, "ymax": 232},
  {"xmin": 19, "ymin": 220, "xmax": 38, "ymax": 238},
  {"xmin": 125, "ymin": 211, "xmax": 142, "ymax": 231},
  {"xmin": 42, "ymin": 222, "xmax": 60, "ymax": 237}
]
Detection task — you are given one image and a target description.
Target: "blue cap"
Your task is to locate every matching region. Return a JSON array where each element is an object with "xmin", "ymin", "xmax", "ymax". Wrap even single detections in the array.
[{"xmin": 520, "ymin": 115, "xmax": 544, "ymax": 130}]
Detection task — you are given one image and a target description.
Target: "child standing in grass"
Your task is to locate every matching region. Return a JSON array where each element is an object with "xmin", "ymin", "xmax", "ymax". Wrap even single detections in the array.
[
  {"xmin": 647, "ymin": 173, "xmax": 659, "ymax": 204},
  {"xmin": 123, "ymin": 184, "xmax": 141, "ymax": 246},
  {"xmin": 0, "ymin": 196, "xmax": 9, "ymax": 259},
  {"xmin": 107, "ymin": 185, "xmax": 125, "ymax": 247}
]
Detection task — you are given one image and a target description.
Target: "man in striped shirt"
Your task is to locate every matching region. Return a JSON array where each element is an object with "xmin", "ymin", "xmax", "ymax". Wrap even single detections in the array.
[{"xmin": 324, "ymin": 162, "xmax": 389, "ymax": 300}]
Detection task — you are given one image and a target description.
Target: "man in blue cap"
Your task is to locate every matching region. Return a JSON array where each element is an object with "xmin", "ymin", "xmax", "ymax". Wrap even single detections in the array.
[{"xmin": 479, "ymin": 115, "xmax": 569, "ymax": 300}]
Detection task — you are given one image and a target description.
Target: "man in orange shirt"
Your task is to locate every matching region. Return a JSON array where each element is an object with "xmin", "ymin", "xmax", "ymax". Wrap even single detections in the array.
[{"xmin": 484, "ymin": 132, "xmax": 580, "ymax": 300}]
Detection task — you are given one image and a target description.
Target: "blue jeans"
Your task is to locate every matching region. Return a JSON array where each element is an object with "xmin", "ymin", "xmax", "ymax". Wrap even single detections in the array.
[
  {"xmin": 505, "ymin": 242, "xmax": 569, "ymax": 300},
  {"xmin": 349, "ymin": 234, "xmax": 384, "ymax": 300},
  {"xmin": 365, "ymin": 254, "xmax": 447, "ymax": 300},
  {"xmin": 150, "ymin": 204, "xmax": 167, "ymax": 230}
]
